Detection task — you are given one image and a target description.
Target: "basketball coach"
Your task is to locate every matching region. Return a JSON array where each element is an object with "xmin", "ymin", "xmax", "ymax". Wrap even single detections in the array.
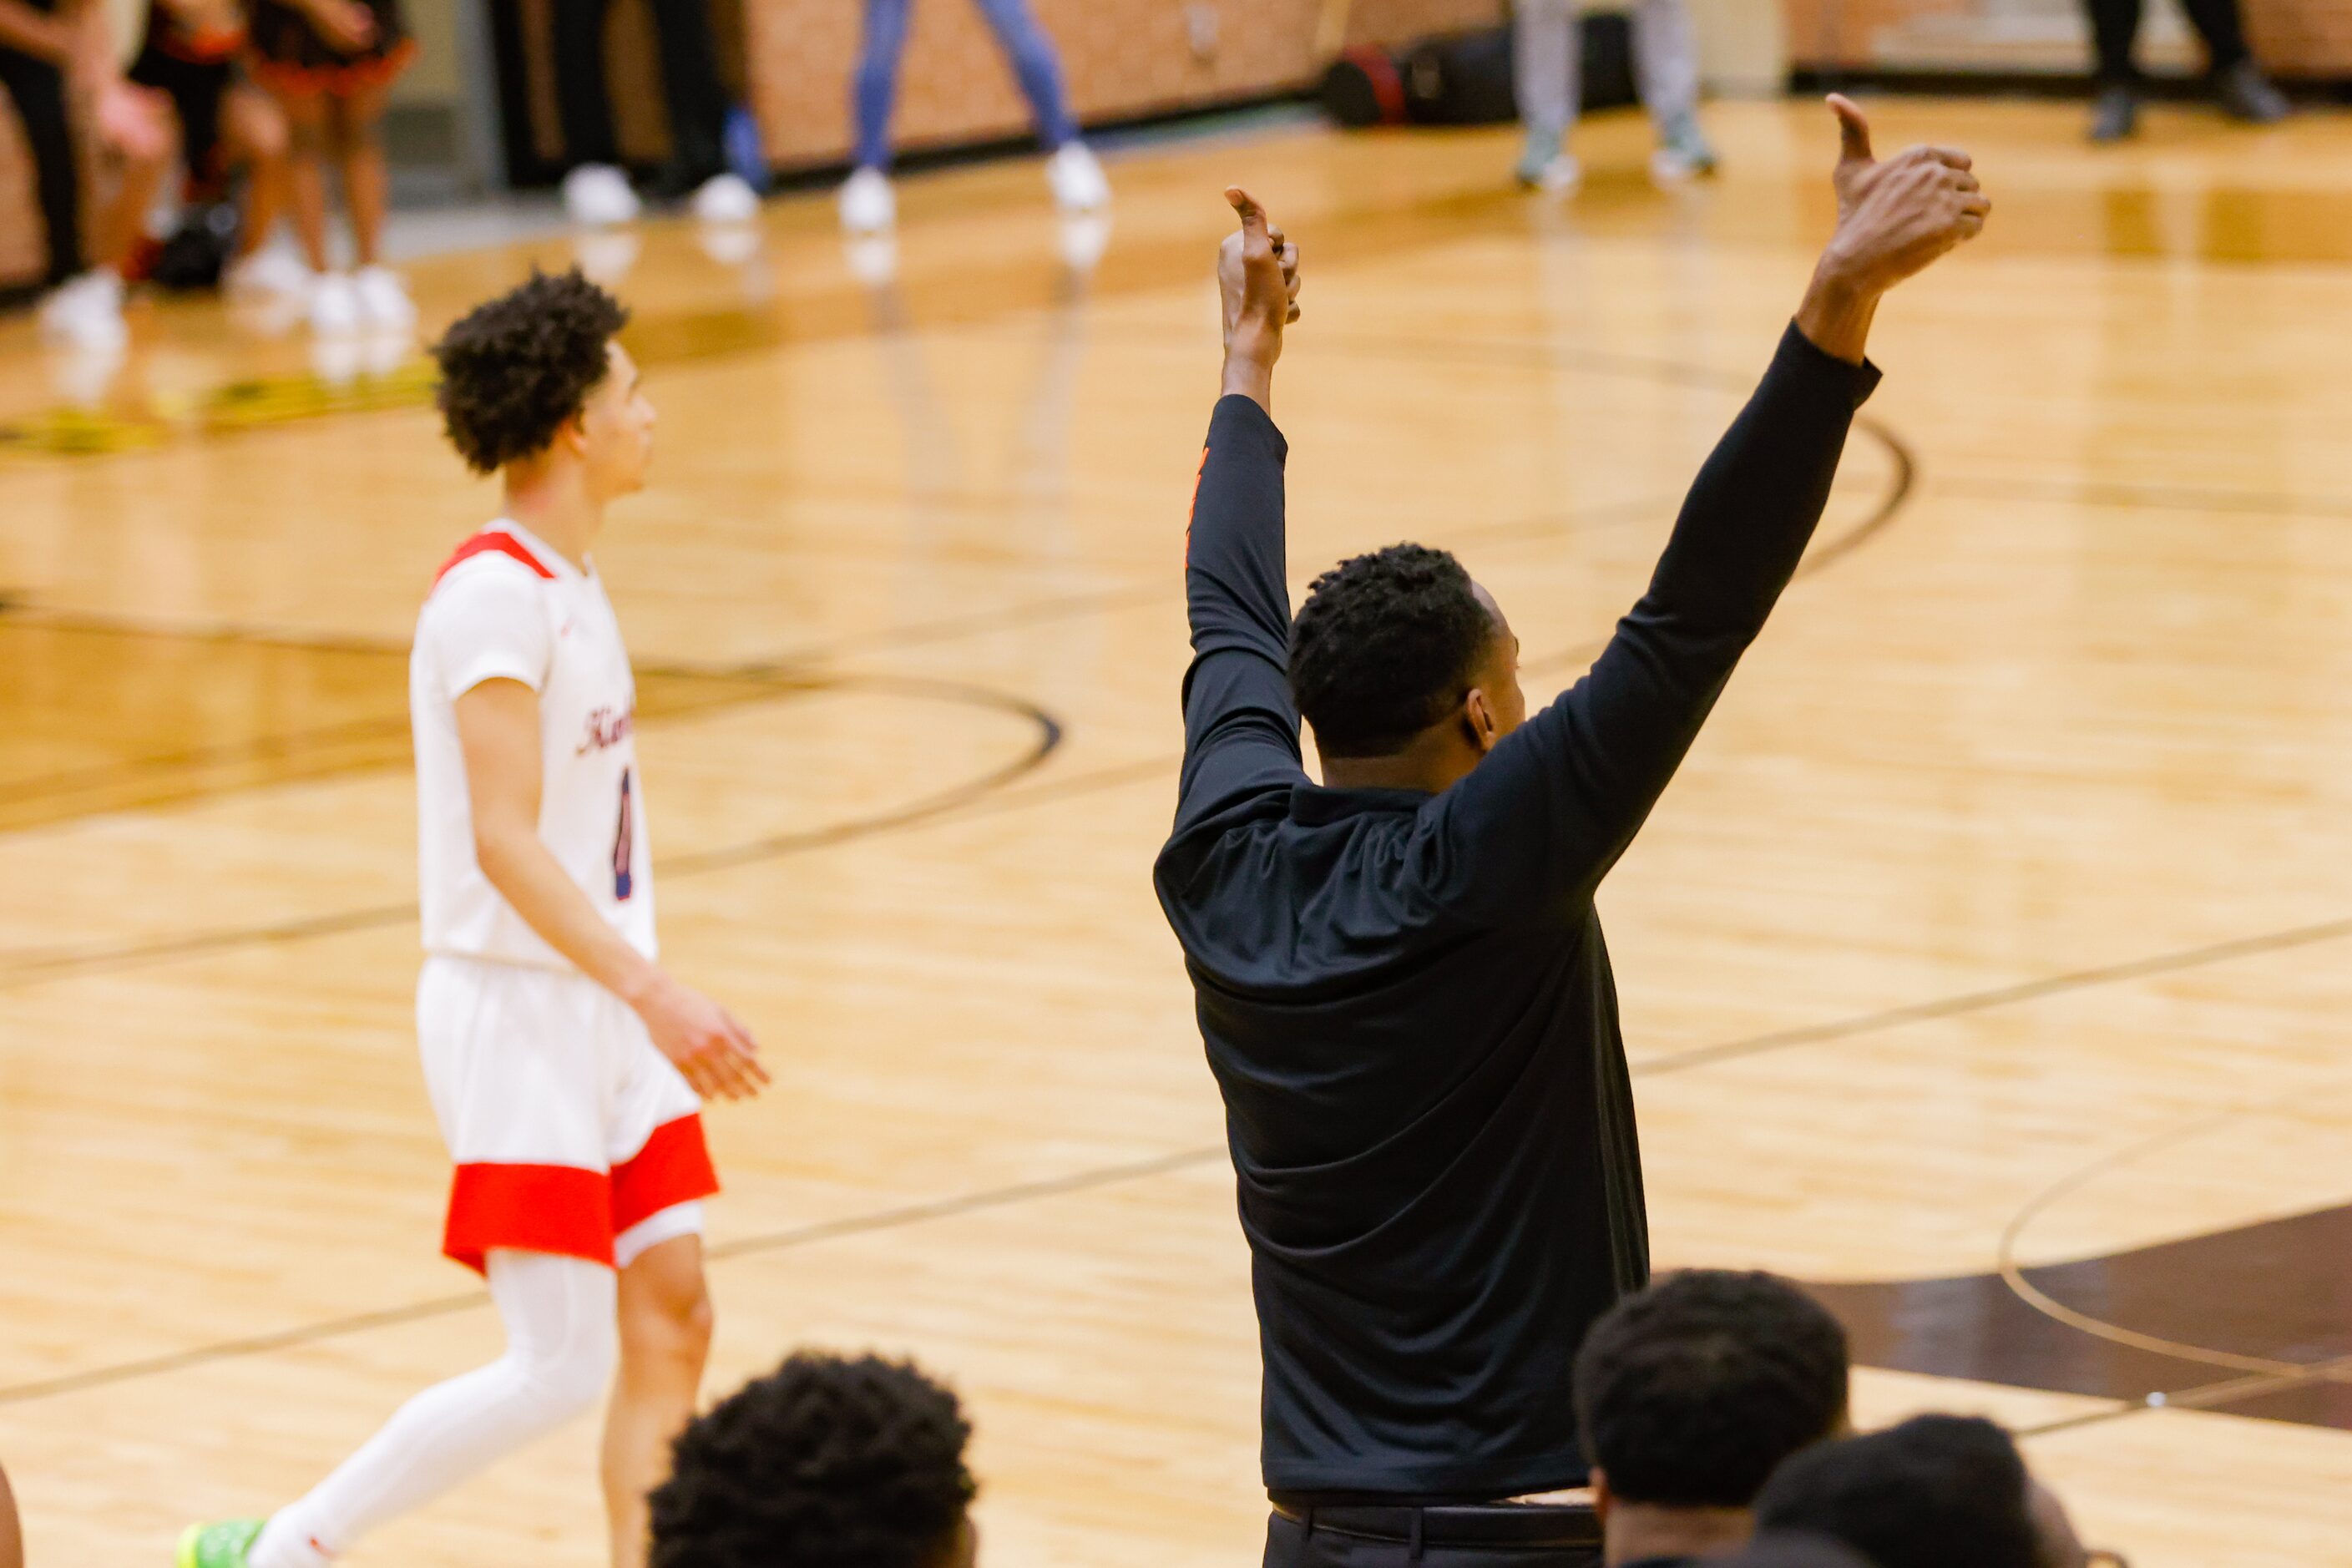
[{"xmin": 1156, "ymin": 99, "xmax": 1989, "ymax": 1568}]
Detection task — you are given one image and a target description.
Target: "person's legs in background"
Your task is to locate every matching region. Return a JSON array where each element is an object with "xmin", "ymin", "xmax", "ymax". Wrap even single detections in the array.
[
  {"xmin": 553, "ymin": 0, "xmax": 640, "ymax": 224},
  {"xmin": 1, "ymin": 40, "xmax": 116, "ymax": 344},
  {"xmin": 324, "ymin": 78, "xmax": 412, "ymax": 328},
  {"xmin": 635, "ymin": 0, "xmax": 756, "ymax": 219},
  {"xmin": 840, "ymin": 0, "xmax": 910, "ymax": 231},
  {"xmin": 1631, "ymin": 0, "xmax": 1716, "ymax": 178},
  {"xmin": 271, "ymin": 82, "xmax": 343, "ymax": 318},
  {"xmin": 1512, "ymin": 0, "xmax": 1581, "ymax": 190},
  {"xmin": 218, "ymin": 83, "xmax": 302, "ymax": 291},
  {"xmin": 968, "ymin": 0, "xmax": 1104, "ymax": 211},
  {"xmin": 2177, "ymin": 0, "xmax": 2287, "ymax": 123}
]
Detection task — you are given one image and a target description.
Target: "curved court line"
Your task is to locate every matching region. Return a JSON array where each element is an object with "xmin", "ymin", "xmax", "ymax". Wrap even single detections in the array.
[{"xmin": 0, "ymin": 673, "xmax": 1062, "ymax": 987}]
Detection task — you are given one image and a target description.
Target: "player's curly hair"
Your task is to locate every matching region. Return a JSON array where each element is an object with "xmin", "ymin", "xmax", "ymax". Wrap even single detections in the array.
[
  {"xmin": 648, "ymin": 1351, "xmax": 976, "ymax": 1568},
  {"xmin": 1755, "ymin": 1414, "xmax": 2043, "ymax": 1568},
  {"xmin": 432, "ymin": 268, "xmax": 629, "ymax": 473},
  {"xmin": 1287, "ymin": 544, "xmax": 1498, "ymax": 758},
  {"xmin": 1575, "ymin": 1269, "xmax": 1850, "ymax": 1508}
]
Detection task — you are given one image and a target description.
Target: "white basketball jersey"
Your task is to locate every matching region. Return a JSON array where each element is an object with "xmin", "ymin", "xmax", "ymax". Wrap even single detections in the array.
[{"xmin": 410, "ymin": 520, "xmax": 657, "ymax": 970}]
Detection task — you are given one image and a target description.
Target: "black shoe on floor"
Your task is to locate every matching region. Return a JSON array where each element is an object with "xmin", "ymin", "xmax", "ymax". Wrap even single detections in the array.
[
  {"xmin": 2089, "ymin": 85, "xmax": 2139, "ymax": 143},
  {"xmin": 2214, "ymin": 59, "xmax": 2290, "ymax": 124}
]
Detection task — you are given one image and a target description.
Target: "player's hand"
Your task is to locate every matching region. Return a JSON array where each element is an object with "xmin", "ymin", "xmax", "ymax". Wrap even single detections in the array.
[
  {"xmin": 635, "ymin": 973, "xmax": 769, "ymax": 1102},
  {"xmin": 96, "ymin": 79, "xmax": 172, "ymax": 163},
  {"xmin": 305, "ymin": 0, "xmax": 378, "ymax": 53},
  {"xmin": 1815, "ymin": 94, "xmax": 1988, "ymax": 297},
  {"xmin": 1219, "ymin": 185, "xmax": 1301, "ymax": 367}
]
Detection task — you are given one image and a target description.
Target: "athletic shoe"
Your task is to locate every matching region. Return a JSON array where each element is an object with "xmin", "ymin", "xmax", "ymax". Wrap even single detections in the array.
[
  {"xmin": 176, "ymin": 1519, "xmax": 265, "ymax": 1568},
  {"xmin": 309, "ymin": 272, "xmax": 360, "ymax": 336},
  {"xmin": 1045, "ymin": 141, "xmax": 1110, "ymax": 212},
  {"xmin": 354, "ymin": 266, "xmax": 416, "ymax": 332},
  {"xmin": 690, "ymin": 171, "xmax": 759, "ymax": 225},
  {"xmin": 838, "ymin": 165, "xmax": 896, "ymax": 234},
  {"xmin": 563, "ymin": 163, "xmax": 641, "ymax": 227},
  {"xmin": 223, "ymin": 246, "xmax": 311, "ymax": 298},
  {"xmin": 38, "ymin": 269, "xmax": 127, "ymax": 352},
  {"xmin": 2214, "ymin": 59, "xmax": 2289, "ymax": 124},
  {"xmin": 1517, "ymin": 150, "xmax": 1582, "ymax": 193},
  {"xmin": 1650, "ymin": 113, "xmax": 1719, "ymax": 180},
  {"xmin": 2088, "ymin": 84, "xmax": 2139, "ymax": 143}
]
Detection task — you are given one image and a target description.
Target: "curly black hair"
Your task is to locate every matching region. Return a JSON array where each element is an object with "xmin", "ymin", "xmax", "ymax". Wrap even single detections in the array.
[
  {"xmin": 1754, "ymin": 1414, "xmax": 2042, "ymax": 1568},
  {"xmin": 1574, "ymin": 1269, "xmax": 1849, "ymax": 1509},
  {"xmin": 1287, "ymin": 543, "xmax": 1498, "ymax": 759},
  {"xmin": 649, "ymin": 1352, "xmax": 975, "ymax": 1568},
  {"xmin": 432, "ymin": 268, "xmax": 630, "ymax": 473}
]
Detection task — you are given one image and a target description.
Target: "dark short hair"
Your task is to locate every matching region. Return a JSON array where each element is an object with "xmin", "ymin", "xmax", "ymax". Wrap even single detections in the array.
[
  {"xmin": 648, "ymin": 1351, "xmax": 975, "ymax": 1568},
  {"xmin": 1574, "ymin": 1269, "xmax": 1849, "ymax": 1508},
  {"xmin": 1287, "ymin": 544, "xmax": 1498, "ymax": 758},
  {"xmin": 1754, "ymin": 1414, "xmax": 2041, "ymax": 1568},
  {"xmin": 432, "ymin": 268, "xmax": 629, "ymax": 473},
  {"xmin": 1722, "ymin": 1531, "xmax": 1882, "ymax": 1568}
]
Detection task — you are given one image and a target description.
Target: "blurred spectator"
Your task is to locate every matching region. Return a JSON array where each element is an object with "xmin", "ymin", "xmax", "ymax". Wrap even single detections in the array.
[
  {"xmin": 837, "ymin": 0, "xmax": 1105, "ymax": 235},
  {"xmin": 553, "ymin": 0, "xmax": 755, "ymax": 227},
  {"xmin": 1754, "ymin": 1414, "xmax": 2116, "ymax": 1568},
  {"xmin": 1575, "ymin": 1270, "xmax": 1850, "ymax": 1566},
  {"xmin": 649, "ymin": 1351, "xmax": 979, "ymax": 1568},
  {"xmin": 1717, "ymin": 1534, "xmax": 1877, "ymax": 1568},
  {"xmin": 1, "ymin": 0, "xmax": 172, "ymax": 346},
  {"xmin": 245, "ymin": 0, "xmax": 418, "ymax": 333},
  {"xmin": 2082, "ymin": 0, "xmax": 2286, "ymax": 142},
  {"xmin": 1513, "ymin": 0, "xmax": 1716, "ymax": 191}
]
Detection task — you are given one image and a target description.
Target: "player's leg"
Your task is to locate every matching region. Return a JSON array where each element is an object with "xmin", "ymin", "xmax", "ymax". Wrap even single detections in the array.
[
  {"xmin": 181, "ymin": 1251, "xmax": 618, "ymax": 1568},
  {"xmin": 1631, "ymin": 0, "xmax": 1715, "ymax": 179},
  {"xmin": 221, "ymin": 83, "xmax": 291, "ymax": 265},
  {"xmin": 273, "ymin": 84, "xmax": 333, "ymax": 274},
  {"xmin": 601, "ymin": 1224, "xmax": 713, "ymax": 1568},
  {"xmin": 1511, "ymin": 0, "xmax": 1580, "ymax": 190},
  {"xmin": 840, "ymin": 0, "xmax": 910, "ymax": 231},
  {"xmin": 327, "ymin": 82, "xmax": 388, "ymax": 268},
  {"xmin": 969, "ymin": 0, "xmax": 1105, "ymax": 212}
]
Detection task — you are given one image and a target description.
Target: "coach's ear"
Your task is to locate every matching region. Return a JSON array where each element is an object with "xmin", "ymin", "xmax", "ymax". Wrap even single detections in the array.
[{"xmin": 1463, "ymin": 686, "xmax": 1503, "ymax": 756}]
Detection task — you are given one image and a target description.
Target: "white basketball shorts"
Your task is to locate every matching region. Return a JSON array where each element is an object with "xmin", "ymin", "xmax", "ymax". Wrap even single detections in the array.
[{"xmin": 418, "ymin": 954, "xmax": 717, "ymax": 1274}]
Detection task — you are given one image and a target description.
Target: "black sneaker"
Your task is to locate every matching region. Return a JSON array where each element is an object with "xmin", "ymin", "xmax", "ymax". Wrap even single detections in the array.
[
  {"xmin": 2214, "ymin": 59, "xmax": 2290, "ymax": 124},
  {"xmin": 2088, "ymin": 84, "xmax": 2139, "ymax": 143}
]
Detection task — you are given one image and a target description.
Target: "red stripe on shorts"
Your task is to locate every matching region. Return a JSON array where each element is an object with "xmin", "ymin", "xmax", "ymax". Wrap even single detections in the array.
[
  {"xmin": 610, "ymin": 1115, "xmax": 721, "ymax": 1237},
  {"xmin": 443, "ymin": 1162, "xmax": 615, "ymax": 1274}
]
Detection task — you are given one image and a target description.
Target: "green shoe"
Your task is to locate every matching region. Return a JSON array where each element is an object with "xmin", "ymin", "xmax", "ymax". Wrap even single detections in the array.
[{"xmin": 176, "ymin": 1520, "xmax": 266, "ymax": 1568}]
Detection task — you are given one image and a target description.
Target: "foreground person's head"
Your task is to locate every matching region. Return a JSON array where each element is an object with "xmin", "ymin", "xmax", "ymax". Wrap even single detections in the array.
[
  {"xmin": 1576, "ymin": 1270, "xmax": 1852, "ymax": 1565},
  {"xmin": 433, "ymin": 268, "xmax": 654, "ymax": 503},
  {"xmin": 1288, "ymin": 544, "xmax": 1525, "ymax": 790},
  {"xmin": 650, "ymin": 1352, "xmax": 978, "ymax": 1568},
  {"xmin": 1755, "ymin": 1413, "xmax": 2107, "ymax": 1568}
]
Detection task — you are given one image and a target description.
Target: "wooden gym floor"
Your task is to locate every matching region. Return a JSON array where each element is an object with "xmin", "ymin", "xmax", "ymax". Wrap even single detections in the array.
[{"xmin": 7, "ymin": 95, "xmax": 2352, "ymax": 1565}]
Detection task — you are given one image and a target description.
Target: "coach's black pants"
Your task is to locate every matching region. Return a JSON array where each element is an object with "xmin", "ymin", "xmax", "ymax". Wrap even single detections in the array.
[
  {"xmin": 2085, "ymin": 0, "xmax": 2249, "ymax": 83},
  {"xmin": 0, "ymin": 43, "xmax": 84, "ymax": 284},
  {"xmin": 1264, "ymin": 1504, "xmax": 1603, "ymax": 1567},
  {"xmin": 552, "ymin": 0, "xmax": 729, "ymax": 180}
]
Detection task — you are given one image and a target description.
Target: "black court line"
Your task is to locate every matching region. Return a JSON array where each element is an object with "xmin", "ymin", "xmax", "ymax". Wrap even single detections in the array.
[{"xmin": 14, "ymin": 901, "xmax": 2352, "ymax": 1409}]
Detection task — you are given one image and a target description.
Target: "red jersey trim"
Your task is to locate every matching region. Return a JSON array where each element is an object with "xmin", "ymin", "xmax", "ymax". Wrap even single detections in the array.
[
  {"xmin": 433, "ymin": 529, "xmax": 556, "ymax": 589},
  {"xmin": 612, "ymin": 1115, "xmax": 721, "ymax": 1235},
  {"xmin": 443, "ymin": 1162, "xmax": 614, "ymax": 1274}
]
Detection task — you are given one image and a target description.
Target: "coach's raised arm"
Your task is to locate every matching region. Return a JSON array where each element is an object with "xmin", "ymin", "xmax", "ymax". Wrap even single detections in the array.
[{"xmin": 1158, "ymin": 100, "xmax": 1988, "ymax": 1568}]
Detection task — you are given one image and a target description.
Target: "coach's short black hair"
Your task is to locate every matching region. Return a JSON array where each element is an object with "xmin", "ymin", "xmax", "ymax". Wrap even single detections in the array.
[
  {"xmin": 1575, "ymin": 1269, "xmax": 1850, "ymax": 1508},
  {"xmin": 432, "ymin": 268, "xmax": 629, "ymax": 473},
  {"xmin": 1287, "ymin": 544, "xmax": 1499, "ymax": 758},
  {"xmin": 1754, "ymin": 1414, "xmax": 2041, "ymax": 1568},
  {"xmin": 649, "ymin": 1351, "xmax": 975, "ymax": 1568}
]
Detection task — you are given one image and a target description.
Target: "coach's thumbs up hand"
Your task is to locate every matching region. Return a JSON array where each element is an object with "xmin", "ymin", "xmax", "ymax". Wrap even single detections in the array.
[
  {"xmin": 1219, "ymin": 186, "xmax": 1302, "ymax": 411},
  {"xmin": 1798, "ymin": 95, "xmax": 1990, "ymax": 362}
]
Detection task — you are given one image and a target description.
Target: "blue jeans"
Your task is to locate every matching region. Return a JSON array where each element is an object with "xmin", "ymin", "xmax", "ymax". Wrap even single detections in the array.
[{"xmin": 853, "ymin": 0, "xmax": 1077, "ymax": 171}]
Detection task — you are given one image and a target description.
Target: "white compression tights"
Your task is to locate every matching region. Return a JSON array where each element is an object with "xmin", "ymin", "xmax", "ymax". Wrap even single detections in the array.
[{"xmin": 250, "ymin": 1251, "xmax": 619, "ymax": 1568}]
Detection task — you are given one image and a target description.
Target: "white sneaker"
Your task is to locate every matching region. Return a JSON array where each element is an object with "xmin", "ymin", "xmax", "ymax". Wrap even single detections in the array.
[
  {"xmin": 38, "ymin": 270, "xmax": 127, "ymax": 352},
  {"xmin": 563, "ymin": 163, "xmax": 641, "ymax": 227},
  {"xmin": 310, "ymin": 272, "xmax": 361, "ymax": 336},
  {"xmin": 1519, "ymin": 152, "xmax": 1582, "ymax": 193},
  {"xmin": 691, "ymin": 172, "xmax": 758, "ymax": 225},
  {"xmin": 354, "ymin": 266, "xmax": 416, "ymax": 332},
  {"xmin": 838, "ymin": 166, "xmax": 896, "ymax": 234},
  {"xmin": 223, "ymin": 247, "xmax": 312, "ymax": 298},
  {"xmin": 1045, "ymin": 141, "xmax": 1109, "ymax": 212}
]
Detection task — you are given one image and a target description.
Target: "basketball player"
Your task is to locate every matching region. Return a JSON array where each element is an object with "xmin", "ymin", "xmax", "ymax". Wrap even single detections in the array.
[
  {"xmin": 1159, "ymin": 99, "xmax": 1986, "ymax": 1566},
  {"xmin": 178, "ymin": 269, "xmax": 766, "ymax": 1568}
]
